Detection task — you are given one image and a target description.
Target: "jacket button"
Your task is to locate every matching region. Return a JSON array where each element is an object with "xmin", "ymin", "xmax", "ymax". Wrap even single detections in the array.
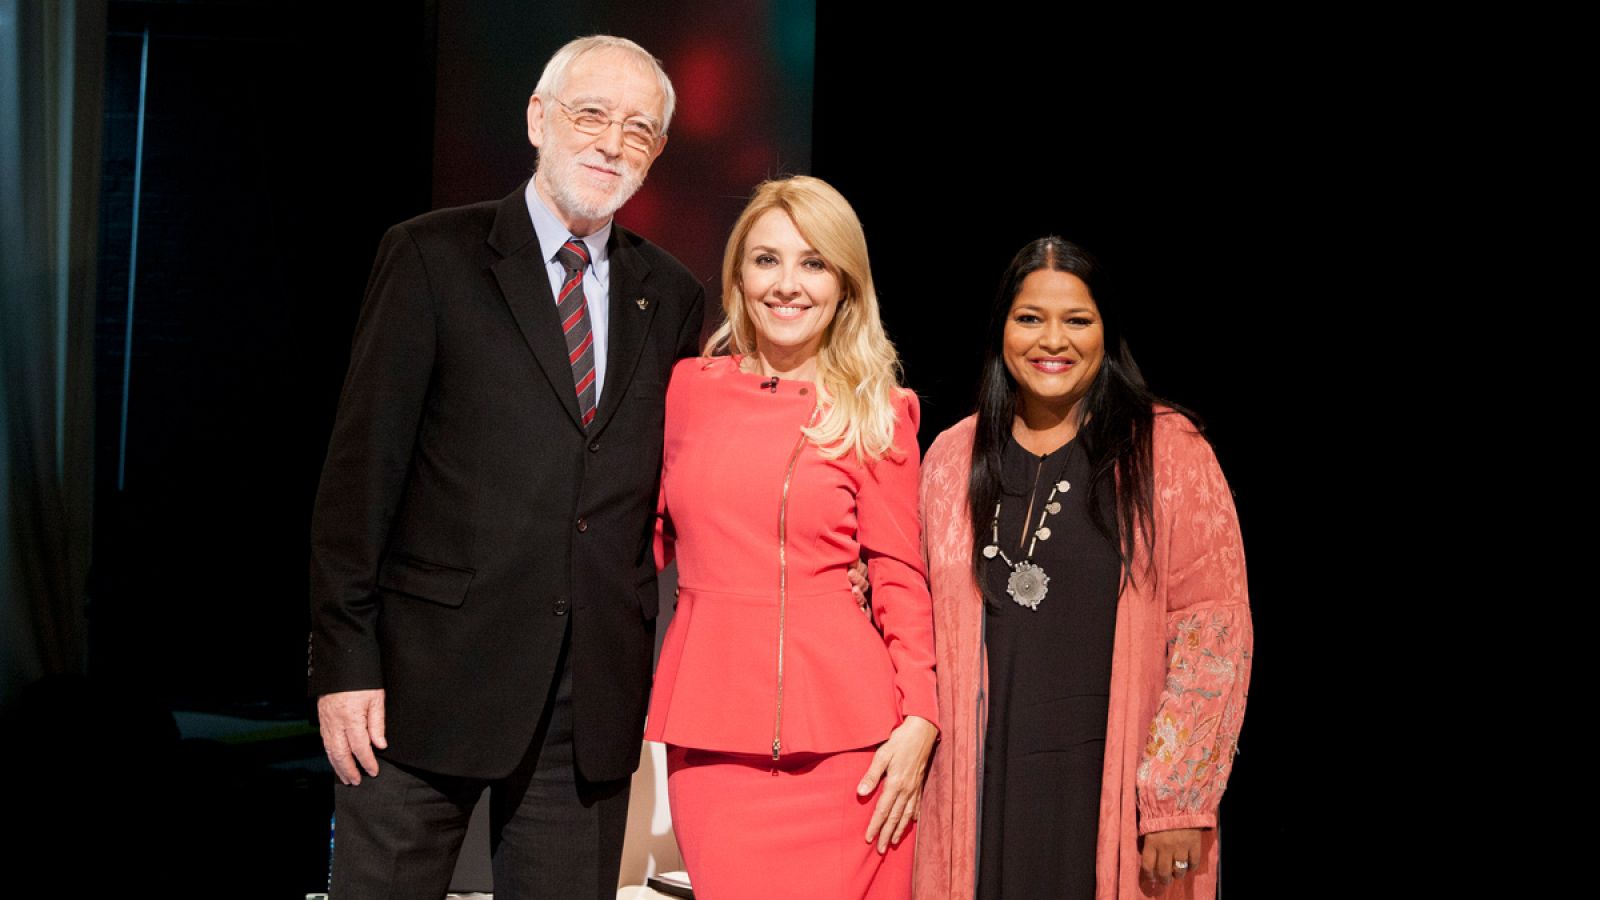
[
  {"xmin": 576, "ymin": 518, "xmax": 588, "ymax": 532},
  {"xmin": 588, "ymin": 441, "xmax": 600, "ymax": 452},
  {"xmin": 553, "ymin": 598, "xmax": 569, "ymax": 615}
]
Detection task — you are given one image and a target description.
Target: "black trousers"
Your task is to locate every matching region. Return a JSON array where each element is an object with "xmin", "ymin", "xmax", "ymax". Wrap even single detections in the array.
[{"xmin": 330, "ymin": 635, "xmax": 631, "ymax": 900}]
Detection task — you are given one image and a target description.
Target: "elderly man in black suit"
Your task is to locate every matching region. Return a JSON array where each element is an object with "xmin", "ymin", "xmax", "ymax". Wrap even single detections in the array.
[{"xmin": 308, "ymin": 35, "xmax": 704, "ymax": 899}]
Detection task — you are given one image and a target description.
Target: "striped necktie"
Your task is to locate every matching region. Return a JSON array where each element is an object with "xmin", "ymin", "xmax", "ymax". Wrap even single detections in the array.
[{"xmin": 554, "ymin": 237, "xmax": 598, "ymax": 427}]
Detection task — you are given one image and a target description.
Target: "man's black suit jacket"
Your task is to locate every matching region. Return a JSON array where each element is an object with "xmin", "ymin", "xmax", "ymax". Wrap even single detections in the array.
[{"xmin": 309, "ymin": 183, "xmax": 705, "ymax": 782}]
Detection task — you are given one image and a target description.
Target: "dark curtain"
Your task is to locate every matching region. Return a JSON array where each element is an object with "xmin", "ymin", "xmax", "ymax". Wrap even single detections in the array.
[{"xmin": 0, "ymin": 0, "xmax": 104, "ymax": 705}]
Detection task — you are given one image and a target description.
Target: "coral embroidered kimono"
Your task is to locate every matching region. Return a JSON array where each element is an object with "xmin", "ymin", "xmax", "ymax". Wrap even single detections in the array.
[{"xmin": 912, "ymin": 411, "xmax": 1252, "ymax": 900}]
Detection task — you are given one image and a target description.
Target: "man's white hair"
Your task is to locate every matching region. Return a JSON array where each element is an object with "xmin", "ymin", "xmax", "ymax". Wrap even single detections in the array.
[{"xmin": 534, "ymin": 35, "xmax": 677, "ymax": 133}]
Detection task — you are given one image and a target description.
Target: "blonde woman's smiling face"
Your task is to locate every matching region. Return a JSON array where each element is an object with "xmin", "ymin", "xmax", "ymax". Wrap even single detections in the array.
[{"xmin": 740, "ymin": 209, "xmax": 842, "ymax": 369}]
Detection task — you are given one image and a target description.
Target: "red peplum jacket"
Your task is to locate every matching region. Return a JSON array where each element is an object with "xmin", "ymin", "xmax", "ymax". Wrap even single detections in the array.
[{"xmin": 644, "ymin": 356, "xmax": 939, "ymax": 757}]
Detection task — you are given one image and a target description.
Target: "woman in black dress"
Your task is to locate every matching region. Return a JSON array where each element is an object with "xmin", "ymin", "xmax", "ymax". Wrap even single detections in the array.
[
  {"xmin": 914, "ymin": 237, "xmax": 1252, "ymax": 900},
  {"xmin": 973, "ymin": 239, "xmax": 1121, "ymax": 899}
]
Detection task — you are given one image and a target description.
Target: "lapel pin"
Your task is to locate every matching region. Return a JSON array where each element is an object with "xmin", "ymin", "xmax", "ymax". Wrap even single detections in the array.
[{"xmin": 636, "ymin": 298, "xmax": 649, "ymax": 310}]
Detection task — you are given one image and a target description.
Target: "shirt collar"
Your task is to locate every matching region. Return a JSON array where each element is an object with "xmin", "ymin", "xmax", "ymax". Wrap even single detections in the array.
[{"xmin": 523, "ymin": 179, "xmax": 613, "ymax": 269}]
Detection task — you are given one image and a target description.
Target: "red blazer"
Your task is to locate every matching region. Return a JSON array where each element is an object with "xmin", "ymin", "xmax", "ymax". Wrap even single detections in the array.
[{"xmin": 644, "ymin": 356, "xmax": 938, "ymax": 756}]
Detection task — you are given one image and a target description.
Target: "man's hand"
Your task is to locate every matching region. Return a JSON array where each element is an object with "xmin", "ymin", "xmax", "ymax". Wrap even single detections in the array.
[
  {"xmin": 318, "ymin": 689, "xmax": 387, "ymax": 785},
  {"xmin": 847, "ymin": 558, "xmax": 870, "ymax": 616}
]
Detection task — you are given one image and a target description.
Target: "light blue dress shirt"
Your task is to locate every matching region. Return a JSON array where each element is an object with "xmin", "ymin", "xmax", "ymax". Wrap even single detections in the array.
[{"xmin": 524, "ymin": 180, "xmax": 613, "ymax": 402}]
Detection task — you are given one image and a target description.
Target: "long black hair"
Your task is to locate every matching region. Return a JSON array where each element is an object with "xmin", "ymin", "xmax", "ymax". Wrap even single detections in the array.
[{"xmin": 968, "ymin": 237, "xmax": 1198, "ymax": 603}]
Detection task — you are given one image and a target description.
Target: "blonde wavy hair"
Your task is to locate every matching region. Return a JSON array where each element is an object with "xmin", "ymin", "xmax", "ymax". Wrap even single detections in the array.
[{"xmin": 706, "ymin": 176, "xmax": 905, "ymax": 462}]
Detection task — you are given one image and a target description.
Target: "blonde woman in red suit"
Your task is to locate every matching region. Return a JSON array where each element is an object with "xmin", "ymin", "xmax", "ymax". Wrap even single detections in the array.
[{"xmin": 644, "ymin": 176, "xmax": 939, "ymax": 899}]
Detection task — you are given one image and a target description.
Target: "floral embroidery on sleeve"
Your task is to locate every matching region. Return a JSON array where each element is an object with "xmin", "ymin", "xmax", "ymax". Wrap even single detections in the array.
[
  {"xmin": 1137, "ymin": 607, "xmax": 1252, "ymax": 816},
  {"xmin": 1136, "ymin": 417, "xmax": 1253, "ymax": 829}
]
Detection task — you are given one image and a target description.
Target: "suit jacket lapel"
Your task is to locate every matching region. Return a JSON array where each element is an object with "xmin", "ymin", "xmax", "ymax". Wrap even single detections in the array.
[
  {"xmin": 590, "ymin": 226, "xmax": 658, "ymax": 435},
  {"xmin": 488, "ymin": 184, "xmax": 585, "ymax": 430}
]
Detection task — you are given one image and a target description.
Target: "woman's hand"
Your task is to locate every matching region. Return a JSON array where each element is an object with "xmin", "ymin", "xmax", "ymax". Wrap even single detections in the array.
[
  {"xmin": 1139, "ymin": 827, "xmax": 1204, "ymax": 891},
  {"xmin": 857, "ymin": 714, "xmax": 938, "ymax": 853}
]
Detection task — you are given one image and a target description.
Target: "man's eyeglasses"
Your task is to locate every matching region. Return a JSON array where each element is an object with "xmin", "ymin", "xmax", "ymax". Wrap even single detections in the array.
[{"xmin": 552, "ymin": 98, "xmax": 662, "ymax": 152}]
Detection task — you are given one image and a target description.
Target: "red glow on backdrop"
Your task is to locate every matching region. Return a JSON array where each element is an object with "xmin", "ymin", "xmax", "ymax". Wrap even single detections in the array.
[
  {"xmin": 619, "ymin": 185, "xmax": 664, "ymax": 243},
  {"xmin": 733, "ymin": 140, "xmax": 782, "ymax": 184},
  {"xmin": 671, "ymin": 43, "xmax": 738, "ymax": 139},
  {"xmin": 429, "ymin": 2, "xmax": 812, "ymax": 308}
]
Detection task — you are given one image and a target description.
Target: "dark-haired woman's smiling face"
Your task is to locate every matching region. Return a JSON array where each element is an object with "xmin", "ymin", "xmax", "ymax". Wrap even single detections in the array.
[{"xmin": 1002, "ymin": 270, "xmax": 1105, "ymax": 419}]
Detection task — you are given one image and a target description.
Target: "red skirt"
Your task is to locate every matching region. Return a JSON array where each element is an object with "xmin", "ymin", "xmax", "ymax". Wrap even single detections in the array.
[{"xmin": 666, "ymin": 745, "xmax": 915, "ymax": 900}]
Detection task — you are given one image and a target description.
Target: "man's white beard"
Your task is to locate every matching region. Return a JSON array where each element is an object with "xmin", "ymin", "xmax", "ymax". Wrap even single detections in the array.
[{"xmin": 540, "ymin": 147, "xmax": 647, "ymax": 225}]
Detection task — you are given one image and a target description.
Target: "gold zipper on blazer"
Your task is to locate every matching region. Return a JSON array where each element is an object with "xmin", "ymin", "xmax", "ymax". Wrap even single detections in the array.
[{"xmin": 772, "ymin": 404, "xmax": 821, "ymax": 762}]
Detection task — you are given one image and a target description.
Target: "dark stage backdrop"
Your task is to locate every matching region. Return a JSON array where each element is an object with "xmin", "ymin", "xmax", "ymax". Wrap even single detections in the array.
[
  {"xmin": 91, "ymin": 0, "xmax": 436, "ymax": 713},
  {"xmin": 72, "ymin": 2, "xmax": 440, "ymax": 893}
]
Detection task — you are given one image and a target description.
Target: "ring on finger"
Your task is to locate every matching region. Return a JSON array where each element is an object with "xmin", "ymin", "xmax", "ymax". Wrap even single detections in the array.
[{"xmin": 1173, "ymin": 859, "xmax": 1190, "ymax": 875}]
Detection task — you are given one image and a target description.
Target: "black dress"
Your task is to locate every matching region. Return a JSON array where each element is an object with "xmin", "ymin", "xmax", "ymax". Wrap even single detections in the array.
[{"xmin": 977, "ymin": 434, "xmax": 1120, "ymax": 900}]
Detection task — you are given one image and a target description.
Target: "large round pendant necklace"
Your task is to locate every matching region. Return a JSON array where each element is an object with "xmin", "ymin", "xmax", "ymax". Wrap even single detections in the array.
[{"xmin": 982, "ymin": 477, "xmax": 1070, "ymax": 611}]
